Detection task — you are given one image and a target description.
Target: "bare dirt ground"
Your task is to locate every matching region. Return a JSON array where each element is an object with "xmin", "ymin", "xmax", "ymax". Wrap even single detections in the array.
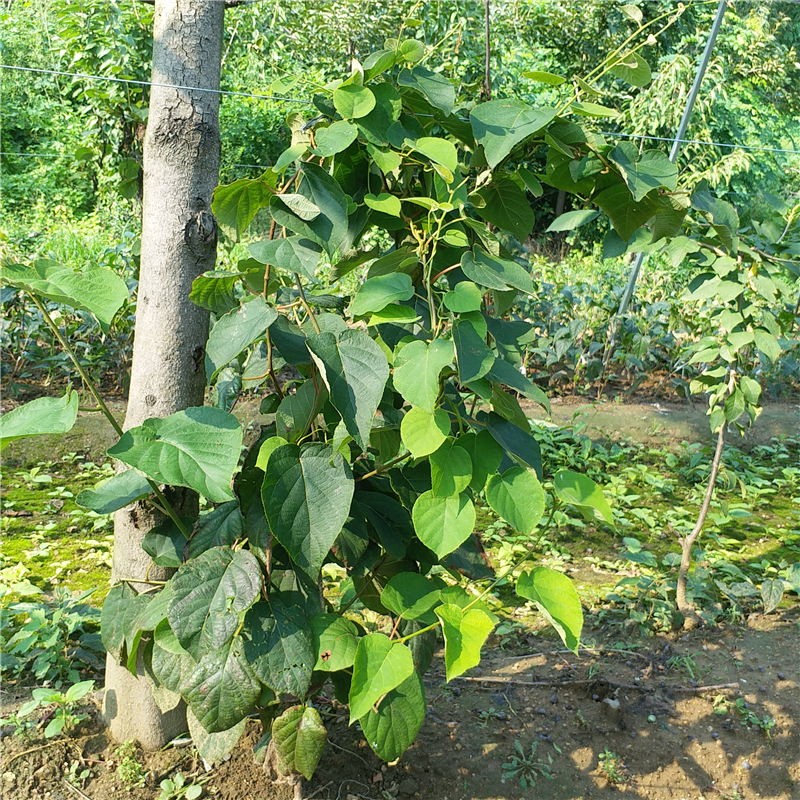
[{"xmin": 3, "ymin": 608, "xmax": 798, "ymax": 800}]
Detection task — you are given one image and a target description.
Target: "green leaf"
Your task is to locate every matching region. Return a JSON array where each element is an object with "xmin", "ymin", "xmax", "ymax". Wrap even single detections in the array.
[
  {"xmin": 412, "ymin": 490, "xmax": 475, "ymax": 559},
  {"xmin": 142, "ymin": 521, "xmax": 187, "ymax": 568},
  {"xmin": 364, "ymin": 49, "xmax": 398, "ymax": 81},
  {"xmin": 517, "ymin": 567, "xmax": 583, "ymax": 653},
  {"xmin": 398, "ymin": 67, "xmax": 455, "ymax": 116},
  {"xmin": 205, "ymin": 297, "xmax": 278, "ymax": 382},
  {"xmin": 470, "ymin": 100, "xmax": 557, "ymax": 169},
  {"xmin": 262, "ymin": 443, "xmax": 354, "ymax": 579},
  {"xmin": 485, "ymin": 358, "xmax": 550, "ymax": 413},
  {"xmin": 187, "ymin": 501, "xmax": 246, "ymax": 559},
  {"xmin": 312, "ymin": 120, "xmax": 359, "ymax": 156},
  {"xmin": 461, "ymin": 248, "xmax": 533, "ymax": 293},
  {"xmin": 367, "ymin": 305, "xmax": 420, "ymax": 326},
  {"xmin": 349, "ymin": 633, "xmax": 415, "ymax": 722},
  {"xmin": 187, "ymin": 710, "xmax": 245, "ymax": 765},
  {"xmin": 2, "ymin": 259, "xmax": 128, "ymax": 332},
  {"xmin": 333, "ymin": 84, "xmax": 376, "ymax": 119},
  {"xmin": 101, "ymin": 582, "xmax": 137, "ymax": 657},
  {"xmin": 272, "ymin": 144, "xmax": 308, "ymax": 173},
  {"xmin": 753, "ymin": 328, "xmax": 782, "ymax": 361},
  {"xmin": 350, "ymin": 274, "xmax": 413, "ymax": 316},
  {"xmin": 486, "ymin": 467, "xmax": 544, "ymax": 534},
  {"xmin": 279, "ymin": 194, "xmax": 321, "ymax": 221},
  {"xmin": 594, "ymin": 184, "xmax": 663, "ymax": 241},
  {"xmin": 0, "ymin": 390, "xmax": 79, "ymax": 449},
  {"xmin": 761, "ymin": 579, "xmax": 784, "ymax": 614},
  {"xmin": 724, "ymin": 388, "xmax": 746, "ymax": 422},
  {"xmin": 554, "ymin": 470, "xmax": 613, "ymax": 524},
  {"xmin": 276, "ymin": 379, "xmax": 327, "ymax": 443},
  {"xmin": 401, "ymin": 407, "xmax": 450, "ymax": 458},
  {"xmin": 474, "ymin": 179, "xmax": 536, "ymax": 241},
  {"xmin": 393, "ymin": 340, "xmax": 454, "ymax": 413},
  {"xmin": 609, "ymin": 52, "xmax": 651, "ymax": 87},
  {"xmin": 364, "ymin": 192, "xmax": 403, "ymax": 217},
  {"xmin": 430, "ymin": 440, "xmax": 472, "ymax": 497},
  {"xmin": 381, "ymin": 574, "xmax": 442, "ymax": 621},
  {"xmin": 189, "ymin": 271, "xmax": 241, "ymax": 316},
  {"xmin": 272, "ymin": 705, "xmax": 327, "ymax": 780},
  {"xmin": 608, "ymin": 143, "xmax": 677, "ymax": 202},
  {"xmin": 570, "ymin": 101, "xmax": 618, "ymax": 118},
  {"xmin": 212, "ymin": 174, "xmax": 276, "ymax": 240},
  {"xmin": 443, "ymin": 281, "xmax": 482, "ymax": 313},
  {"xmin": 108, "ymin": 408, "xmax": 243, "ymax": 504},
  {"xmin": 740, "ymin": 376, "xmax": 761, "ymax": 406},
  {"xmin": 151, "ymin": 620, "xmax": 197, "ymax": 694},
  {"xmin": 311, "ymin": 613, "xmax": 359, "ymax": 671},
  {"xmin": 183, "ymin": 636, "xmax": 260, "ymax": 733},
  {"xmin": 76, "ymin": 469, "xmax": 152, "ymax": 514},
  {"xmin": 453, "ymin": 318, "xmax": 495, "ymax": 384},
  {"xmin": 522, "ymin": 70, "xmax": 565, "ymax": 86},
  {"xmin": 456, "ymin": 430, "xmax": 502, "ymax": 492},
  {"xmin": 435, "ymin": 604, "xmax": 495, "ymax": 681},
  {"xmin": 546, "ymin": 209, "xmax": 599, "ymax": 232},
  {"xmin": 412, "ymin": 137, "xmax": 458, "ymax": 173},
  {"xmin": 478, "ymin": 411, "xmax": 542, "ymax": 476},
  {"xmin": 307, "ymin": 329, "xmax": 389, "ymax": 451},
  {"xmin": 361, "ymin": 671, "xmax": 425, "ymax": 761},
  {"xmin": 691, "ymin": 180, "xmax": 739, "ymax": 252},
  {"xmin": 269, "ymin": 163, "xmax": 349, "ymax": 257},
  {"xmin": 167, "ymin": 547, "xmax": 262, "ymax": 659},
  {"xmin": 244, "ymin": 597, "xmax": 314, "ymax": 696},
  {"xmin": 248, "ymin": 236, "xmax": 323, "ymax": 281},
  {"xmin": 400, "ymin": 38, "xmax": 425, "ymax": 62}
]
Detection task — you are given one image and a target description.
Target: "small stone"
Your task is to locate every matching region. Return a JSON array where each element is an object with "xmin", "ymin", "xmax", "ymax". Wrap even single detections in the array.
[
  {"xmin": 549, "ymin": 695, "xmax": 558, "ymax": 705},
  {"xmin": 777, "ymin": 673, "xmax": 786, "ymax": 680},
  {"xmin": 2, "ymin": 773, "xmax": 15, "ymax": 786},
  {"xmin": 399, "ymin": 778, "xmax": 419, "ymax": 796},
  {"xmin": 707, "ymin": 726, "xmax": 714, "ymax": 732},
  {"xmin": 741, "ymin": 761, "xmax": 752, "ymax": 770},
  {"xmin": 454, "ymin": 743, "xmax": 462, "ymax": 751},
  {"xmin": 524, "ymin": 707, "xmax": 533, "ymax": 713},
  {"xmin": 727, "ymin": 753, "xmax": 733, "ymax": 758},
  {"xmin": 372, "ymin": 772, "xmax": 383, "ymax": 783},
  {"xmin": 759, "ymin": 686, "xmax": 767, "ymax": 693}
]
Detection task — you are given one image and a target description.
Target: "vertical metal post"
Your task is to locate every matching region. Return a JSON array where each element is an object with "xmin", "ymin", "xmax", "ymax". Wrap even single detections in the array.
[{"xmin": 604, "ymin": 0, "xmax": 729, "ymax": 366}]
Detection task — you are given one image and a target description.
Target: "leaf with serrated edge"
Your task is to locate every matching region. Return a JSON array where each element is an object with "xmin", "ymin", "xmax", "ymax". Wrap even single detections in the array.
[
  {"xmin": 435, "ymin": 604, "xmax": 495, "ymax": 681},
  {"xmin": 349, "ymin": 633, "xmax": 415, "ymax": 722},
  {"xmin": 517, "ymin": 567, "xmax": 583, "ymax": 653}
]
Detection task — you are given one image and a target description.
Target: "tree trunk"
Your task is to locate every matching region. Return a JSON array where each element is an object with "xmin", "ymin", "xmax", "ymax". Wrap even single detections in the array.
[{"xmin": 103, "ymin": 0, "xmax": 225, "ymax": 750}]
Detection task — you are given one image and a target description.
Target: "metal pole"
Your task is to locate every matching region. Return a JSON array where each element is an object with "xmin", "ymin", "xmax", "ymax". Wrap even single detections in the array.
[{"xmin": 604, "ymin": 0, "xmax": 729, "ymax": 366}]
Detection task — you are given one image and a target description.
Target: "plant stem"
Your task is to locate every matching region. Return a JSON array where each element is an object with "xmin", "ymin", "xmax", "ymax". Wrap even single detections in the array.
[{"xmin": 294, "ymin": 273, "xmax": 321, "ymax": 334}]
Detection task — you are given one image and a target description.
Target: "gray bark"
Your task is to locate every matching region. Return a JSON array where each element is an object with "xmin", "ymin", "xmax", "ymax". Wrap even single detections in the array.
[{"xmin": 103, "ymin": 0, "xmax": 225, "ymax": 750}]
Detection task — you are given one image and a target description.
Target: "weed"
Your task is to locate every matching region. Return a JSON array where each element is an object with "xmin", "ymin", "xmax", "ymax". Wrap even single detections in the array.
[
  {"xmin": 17, "ymin": 679, "xmax": 95, "ymax": 738},
  {"xmin": 116, "ymin": 740, "xmax": 149, "ymax": 791},
  {"xmin": 712, "ymin": 695, "xmax": 776, "ymax": 739},
  {"xmin": 66, "ymin": 760, "xmax": 92, "ymax": 789},
  {"xmin": 502, "ymin": 740, "xmax": 554, "ymax": 789},
  {"xmin": 158, "ymin": 771, "xmax": 209, "ymax": 800},
  {"xmin": 598, "ymin": 748, "xmax": 626, "ymax": 784}
]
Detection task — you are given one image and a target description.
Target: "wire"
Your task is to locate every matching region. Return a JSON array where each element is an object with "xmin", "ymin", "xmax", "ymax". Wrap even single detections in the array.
[
  {"xmin": 0, "ymin": 64, "xmax": 311, "ymax": 105},
  {"xmin": 599, "ymin": 130, "xmax": 799, "ymax": 156}
]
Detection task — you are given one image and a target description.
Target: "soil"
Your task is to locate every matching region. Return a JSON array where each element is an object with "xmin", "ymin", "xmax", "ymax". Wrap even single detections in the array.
[{"xmin": 3, "ymin": 608, "xmax": 798, "ymax": 800}]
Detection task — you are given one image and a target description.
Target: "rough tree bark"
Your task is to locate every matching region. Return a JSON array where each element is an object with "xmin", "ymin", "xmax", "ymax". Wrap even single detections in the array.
[{"xmin": 103, "ymin": 0, "xmax": 225, "ymax": 749}]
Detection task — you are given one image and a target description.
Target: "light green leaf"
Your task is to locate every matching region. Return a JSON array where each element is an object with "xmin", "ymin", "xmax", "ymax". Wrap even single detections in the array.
[
  {"xmin": 183, "ymin": 636, "xmax": 260, "ymax": 733},
  {"xmin": 108, "ymin": 408, "xmax": 242, "ymax": 503},
  {"xmin": 381, "ymin": 573, "xmax": 442, "ymax": 621},
  {"xmin": 364, "ymin": 192, "xmax": 403, "ymax": 218},
  {"xmin": 400, "ymin": 407, "xmax": 450, "ymax": 459},
  {"xmin": 546, "ymin": 209, "xmax": 599, "ymax": 232},
  {"xmin": 398, "ymin": 67, "xmax": 455, "ymax": 116},
  {"xmin": 76, "ymin": 469, "xmax": 152, "ymax": 514},
  {"xmin": 360, "ymin": 671, "xmax": 425, "ymax": 761},
  {"xmin": 517, "ymin": 567, "xmax": 583, "ymax": 653},
  {"xmin": 486, "ymin": 467, "xmax": 544, "ymax": 534},
  {"xmin": 189, "ymin": 271, "xmax": 241, "ymax": 316},
  {"xmin": 393, "ymin": 340, "xmax": 454, "ymax": 413},
  {"xmin": 350, "ymin": 274, "xmax": 413, "ymax": 316},
  {"xmin": 400, "ymin": 39, "xmax": 425, "ymax": 63},
  {"xmin": 0, "ymin": 390, "xmax": 79, "ymax": 449},
  {"xmin": 205, "ymin": 296, "xmax": 278, "ymax": 382},
  {"xmin": 435, "ymin": 604, "xmax": 495, "ymax": 681},
  {"xmin": 187, "ymin": 709, "xmax": 245, "ymax": 765},
  {"xmin": 262, "ymin": 443, "xmax": 354, "ymax": 579},
  {"xmin": 522, "ymin": 70, "xmax": 566, "ymax": 86},
  {"xmin": 470, "ymin": 100, "xmax": 557, "ymax": 169},
  {"xmin": 167, "ymin": 547, "xmax": 262, "ymax": 659},
  {"xmin": 244, "ymin": 597, "xmax": 313, "ymax": 696},
  {"xmin": 412, "ymin": 490, "xmax": 475, "ymax": 558},
  {"xmin": 256, "ymin": 436, "xmax": 289, "ymax": 472},
  {"xmin": 570, "ymin": 101, "xmax": 619, "ymax": 118},
  {"xmin": 333, "ymin": 84, "xmax": 376, "ymax": 119},
  {"xmin": 453, "ymin": 318, "xmax": 495, "ymax": 384},
  {"xmin": 609, "ymin": 143, "xmax": 678, "ymax": 202},
  {"xmin": 753, "ymin": 328, "xmax": 782, "ymax": 361},
  {"xmin": 609, "ymin": 52, "xmax": 651, "ymax": 87},
  {"xmin": 311, "ymin": 613, "xmax": 359, "ymax": 671},
  {"xmin": 761, "ymin": 579, "xmax": 784, "ymax": 613},
  {"xmin": 312, "ymin": 120, "xmax": 359, "ymax": 156},
  {"xmin": 2, "ymin": 259, "xmax": 128, "ymax": 332},
  {"xmin": 554, "ymin": 469, "xmax": 614, "ymax": 524},
  {"xmin": 212, "ymin": 173, "xmax": 276, "ymax": 240},
  {"xmin": 273, "ymin": 705, "xmax": 327, "ymax": 780},
  {"xmin": 430, "ymin": 440, "xmax": 472, "ymax": 497},
  {"xmin": 306, "ymin": 329, "xmax": 389, "ymax": 450},
  {"xmin": 367, "ymin": 305, "xmax": 421, "ymax": 326},
  {"xmin": 461, "ymin": 248, "xmax": 533, "ymax": 293},
  {"xmin": 349, "ymin": 633, "xmax": 415, "ymax": 722},
  {"xmin": 248, "ymin": 236, "xmax": 323, "ymax": 280},
  {"xmin": 412, "ymin": 137, "xmax": 458, "ymax": 173},
  {"xmin": 272, "ymin": 144, "xmax": 308, "ymax": 173},
  {"xmin": 474, "ymin": 179, "xmax": 536, "ymax": 242},
  {"xmin": 444, "ymin": 281, "xmax": 482, "ymax": 313}
]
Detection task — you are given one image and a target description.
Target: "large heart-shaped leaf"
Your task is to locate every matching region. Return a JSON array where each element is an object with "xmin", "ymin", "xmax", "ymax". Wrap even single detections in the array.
[
  {"xmin": 608, "ymin": 143, "xmax": 677, "ymax": 202},
  {"xmin": 469, "ymin": 100, "xmax": 557, "ymax": 169},
  {"xmin": 474, "ymin": 179, "xmax": 535, "ymax": 241},
  {"xmin": 429, "ymin": 440, "xmax": 472, "ymax": 497},
  {"xmin": 108, "ymin": 408, "xmax": 243, "ymax": 503},
  {"xmin": 517, "ymin": 567, "xmax": 583, "ymax": 653},
  {"xmin": 360, "ymin": 671, "xmax": 425, "ymax": 761},
  {"xmin": 350, "ymin": 274, "xmax": 414, "ymax": 317},
  {"xmin": 306, "ymin": 329, "xmax": 389, "ymax": 451},
  {"xmin": 349, "ymin": 633, "xmax": 415, "ymax": 722},
  {"xmin": 248, "ymin": 236, "xmax": 323, "ymax": 280},
  {"xmin": 167, "ymin": 547, "xmax": 262, "ymax": 658},
  {"xmin": 412, "ymin": 490, "xmax": 475, "ymax": 558},
  {"xmin": 262, "ymin": 443, "xmax": 354, "ymax": 578},
  {"xmin": 333, "ymin": 85, "xmax": 377, "ymax": 119},
  {"xmin": 76, "ymin": 469, "xmax": 153, "ymax": 514},
  {"xmin": 310, "ymin": 613, "xmax": 359, "ymax": 672},
  {"xmin": 182, "ymin": 635, "xmax": 260, "ymax": 733},
  {"xmin": 205, "ymin": 296, "xmax": 277, "ymax": 382},
  {"xmin": 453, "ymin": 318, "xmax": 495, "ymax": 384},
  {"xmin": 1, "ymin": 390, "xmax": 79, "ymax": 449},
  {"xmin": 2, "ymin": 259, "xmax": 128, "ymax": 332},
  {"xmin": 313, "ymin": 120, "xmax": 359, "ymax": 156},
  {"xmin": 272, "ymin": 705, "xmax": 327, "ymax": 780},
  {"xmin": 461, "ymin": 248, "xmax": 533, "ymax": 293},
  {"xmin": 486, "ymin": 467, "xmax": 544, "ymax": 534},
  {"xmin": 393, "ymin": 339, "xmax": 454, "ymax": 413},
  {"xmin": 243, "ymin": 597, "xmax": 314, "ymax": 697},
  {"xmin": 400, "ymin": 407, "xmax": 450, "ymax": 458},
  {"xmin": 435, "ymin": 604, "xmax": 495, "ymax": 681},
  {"xmin": 554, "ymin": 470, "xmax": 613, "ymax": 524}
]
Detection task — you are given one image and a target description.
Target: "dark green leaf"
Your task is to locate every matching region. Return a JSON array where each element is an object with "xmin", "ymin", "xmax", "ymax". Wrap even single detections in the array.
[
  {"xmin": 349, "ymin": 633, "xmax": 415, "ymax": 722},
  {"xmin": 474, "ymin": 179, "xmax": 535, "ymax": 241},
  {"xmin": 361, "ymin": 671, "xmax": 425, "ymax": 761},
  {"xmin": 461, "ymin": 248, "xmax": 533, "ymax": 293},
  {"xmin": 76, "ymin": 469, "xmax": 152, "ymax": 514},
  {"xmin": 142, "ymin": 520, "xmax": 188, "ymax": 568},
  {"xmin": 594, "ymin": 184, "xmax": 663, "ymax": 241},
  {"xmin": 453, "ymin": 318, "xmax": 495, "ymax": 384},
  {"xmin": 608, "ymin": 143, "xmax": 677, "ymax": 202},
  {"xmin": 478, "ymin": 411, "xmax": 541, "ymax": 477},
  {"xmin": 398, "ymin": 67, "xmax": 455, "ymax": 115},
  {"xmin": 609, "ymin": 52, "xmax": 651, "ymax": 87},
  {"xmin": 187, "ymin": 501, "xmax": 246, "ymax": 559},
  {"xmin": 189, "ymin": 271, "xmax": 241, "ymax": 316},
  {"xmin": 456, "ymin": 430, "xmax": 502, "ymax": 492},
  {"xmin": 248, "ymin": 237, "xmax": 323, "ymax": 281}
]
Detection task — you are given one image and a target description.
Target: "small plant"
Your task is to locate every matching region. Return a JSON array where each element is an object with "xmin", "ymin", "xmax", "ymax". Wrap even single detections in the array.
[
  {"xmin": 598, "ymin": 748, "xmax": 626, "ymax": 784},
  {"xmin": 158, "ymin": 771, "xmax": 209, "ymax": 800},
  {"xmin": 502, "ymin": 740, "xmax": 554, "ymax": 789},
  {"xmin": 713, "ymin": 695, "xmax": 776, "ymax": 739},
  {"xmin": 116, "ymin": 740, "xmax": 149, "ymax": 791},
  {"xmin": 17, "ymin": 679, "xmax": 94, "ymax": 738},
  {"xmin": 66, "ymin": 760, "xmax": 92, "ymax": 789},
  {"xmin": 477, "ymin": 706, "xmax": 508, "ymax": 726}
]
